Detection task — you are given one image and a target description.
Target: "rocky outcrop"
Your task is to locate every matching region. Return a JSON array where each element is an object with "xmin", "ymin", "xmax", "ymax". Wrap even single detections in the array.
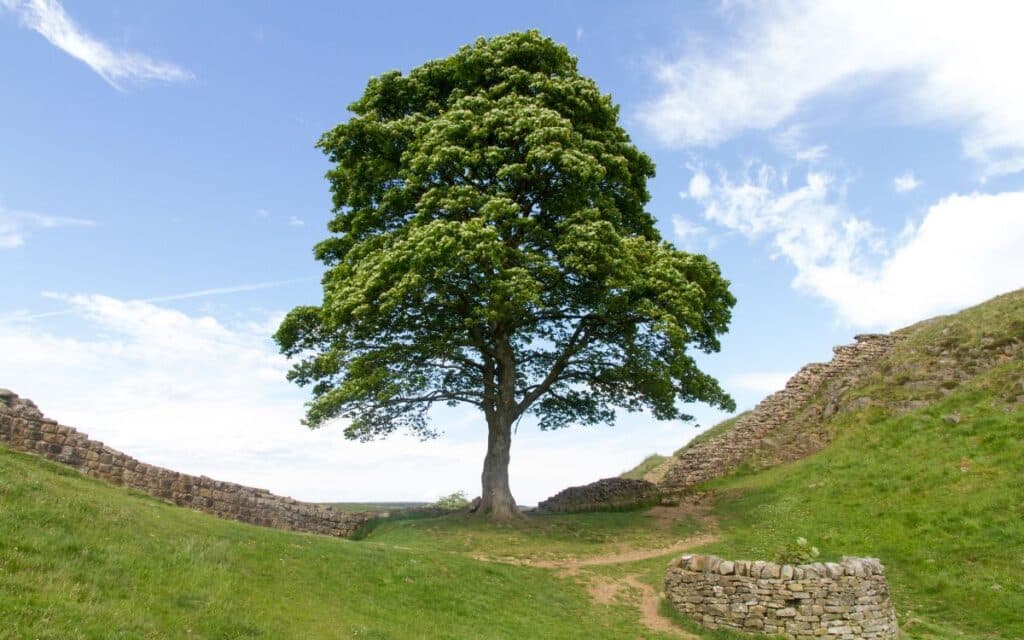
[
  {"xmin": 665, "ymin": 554, "xmax": 898, "ymax": 639},
  {"xmin": 0, "ymin": 390, "xmax": 372, "ymax": 538},
  {"xmin": 535, "ymin": 477, "xmax": 662, "ymax": 513},
  {"xmin": 658, "ymin": 334, "xmax": 903, "ymax": 492}
]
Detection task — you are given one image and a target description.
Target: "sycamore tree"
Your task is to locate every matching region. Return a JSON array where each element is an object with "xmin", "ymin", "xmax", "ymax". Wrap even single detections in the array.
[{"xmin": 275, "ymin": 31, "xmax": 736, "ymax": 520}]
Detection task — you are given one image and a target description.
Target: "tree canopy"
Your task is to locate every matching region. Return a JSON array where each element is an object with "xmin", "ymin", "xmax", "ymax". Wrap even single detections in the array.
[{"xmin": 276, "ymin": 31, "xmax": 736, "ymax": 519}]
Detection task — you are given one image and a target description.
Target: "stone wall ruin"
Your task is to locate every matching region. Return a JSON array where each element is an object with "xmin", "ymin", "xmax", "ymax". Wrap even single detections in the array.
[
  {"xmin": 658, "ymin": 334, "xmax": 903, "ymax": 492},
  {"xmin": 535, "ymin": 477, "xmax": 662, "ymax": 513},
  {"xmin": 664, "ymin": 554, "xmax": 898, "ymax": 639},
  {"xmin": 0, "ymin": 389, "xmax": 372, "ymax": 538}
]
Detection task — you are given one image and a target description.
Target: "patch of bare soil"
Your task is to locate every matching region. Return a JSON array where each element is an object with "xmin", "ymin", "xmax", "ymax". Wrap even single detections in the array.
[
  {"xmin": 622, "ymin": 574, "xmax": 697, "ymax": 638},
  {"xmin": 585, "ymin": 574, "xmax": 623, "ymax": 605}
]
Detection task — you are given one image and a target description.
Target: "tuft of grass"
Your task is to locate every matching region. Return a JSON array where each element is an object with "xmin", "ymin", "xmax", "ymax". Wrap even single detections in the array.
[
  {"xmin": 620, "ymin": 454, "xmax": 668, "ymax": 480},
  {"xmin": 675, "ymin": 412, "xmax": 750, "ymax": 455}
]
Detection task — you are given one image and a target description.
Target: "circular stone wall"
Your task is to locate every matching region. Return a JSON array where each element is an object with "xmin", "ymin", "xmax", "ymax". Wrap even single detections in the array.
[{"xmin": 664, "ymin": 554, "xmax": 898, "ymax": 639}]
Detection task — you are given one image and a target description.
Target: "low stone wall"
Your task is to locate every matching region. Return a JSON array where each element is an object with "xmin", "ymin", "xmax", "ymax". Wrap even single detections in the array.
[
  {"xmin": 0, "ymin": 389, "xmax": 372, "ymax": 538},
  {"xmin": 665, "ymin": 554, "xmax": 898, "ymax": 639},
  {"xmin": 659, "ymin": 334, "xmax": 903, "ymax": 492},
  {"xmin": 535, "ymin": 477, "xmax": 661, "ymax": 513}
]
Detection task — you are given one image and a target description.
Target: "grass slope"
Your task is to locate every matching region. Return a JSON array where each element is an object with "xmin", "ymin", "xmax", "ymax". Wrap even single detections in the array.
[
  {"xmin": 0, "ymin": 448, "xmax": 679, "ymax": 640},
  {"xmin": 676, "ymin": 290, "xmax": 1024, "ymax": 639},
  {"xmin": 699, "ymin": 365, "xmax": 1023, "ymax": 639}
]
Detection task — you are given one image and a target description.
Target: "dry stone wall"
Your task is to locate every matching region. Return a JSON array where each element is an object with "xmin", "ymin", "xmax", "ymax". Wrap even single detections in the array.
[
  {"xmin": 659, "ymin": 334, "xmax": 902, "ymax": 492},
  {"xmin": 665, "ymin": 554, "xmax": 898, "ymax": 639},
  {"xmin": 0, "ymin": 389, "xmax": 372, "ymax": 538},
  {"xmin": 536, "ymin": 477, "xmax": 662, "ymax": 513}
]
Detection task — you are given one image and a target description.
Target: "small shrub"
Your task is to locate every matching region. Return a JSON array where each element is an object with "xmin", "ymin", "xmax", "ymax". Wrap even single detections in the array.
[
  {"xmin": 774, "ymin": 537, "xmax": 821, "ymax": 564},
  {"xmin": 431, "ymin": 491, "xmax": 470, "ymax": 510}
]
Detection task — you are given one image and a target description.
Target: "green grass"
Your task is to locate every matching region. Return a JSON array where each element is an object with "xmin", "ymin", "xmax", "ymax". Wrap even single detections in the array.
[
  {"xmin": 363, "ymin": 509, "xmax": 701, "ymax": 561},
  {"xmin": 0, "ymin": 447, "xmax": 684, "ymax": 640}
]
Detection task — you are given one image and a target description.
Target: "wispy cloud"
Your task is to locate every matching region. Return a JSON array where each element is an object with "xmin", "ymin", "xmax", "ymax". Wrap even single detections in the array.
[
  {"xmin": 671, "ymin": 215, "xmax": 707, "ymax": 251},
  {"xmin": 5, "ymin": 277, "xmax": 317, "ymax": 321},
  {"xmin": 687, "ymin": 164, "xmax": 1024, "ymax": 328},
  {"xmin": 2, "ymin": 0, "xmax": 193, "ymax": 90},
  {"xmin": 0, "ymin": 206, "xmax": 95, "ymax": 249},
  {"xmin": 638, "ymin": 1, "xmax": 1024, "ymax": 177},
  {"xmin": 893, "ymin": 172, "xmax": 922, "ymax": 193},
  {"xmin": 288, "ymin": 216, "xmax": 305, "ymax": 227}
]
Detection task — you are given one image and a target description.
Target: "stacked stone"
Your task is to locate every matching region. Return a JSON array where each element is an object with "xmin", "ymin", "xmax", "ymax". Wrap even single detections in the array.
[
  {"xmin": 664, "ymin": 554, "xmax": 898, "ymax": 639},
  {"xmin": 0, "ymin": 389, "xmax": 372, "ymax": 538},
  {"xmin": 535, "ymin": 477, "xmax": 662, "ymax": 513},
  {"xmin": 658, "ymin": 334, "xmax": 903, "ymax": 492}
]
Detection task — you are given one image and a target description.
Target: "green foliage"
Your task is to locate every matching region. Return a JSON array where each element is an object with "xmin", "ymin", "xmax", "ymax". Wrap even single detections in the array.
[
  {"xmin": 773, "ymin": 537, "xmax": 821, "ymax": 565},
  {"xmin": 431, "ymin": 490, "xmax": 470, "ymax": 510},
  {"xmin": 275, "ymin": 30, "xmax": 735, "ymax": 441}
]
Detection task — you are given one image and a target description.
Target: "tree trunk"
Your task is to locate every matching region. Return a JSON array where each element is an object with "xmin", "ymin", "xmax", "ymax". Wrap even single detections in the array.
[{"xmin": 477, "ymin": 410, "xmax": 519, "ymax": 521}]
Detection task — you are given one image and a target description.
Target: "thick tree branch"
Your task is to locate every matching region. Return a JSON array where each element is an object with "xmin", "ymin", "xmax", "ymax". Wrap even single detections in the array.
[{"xmin": 515, "ymin": 316, "xmax": 595, "ymax": 414}]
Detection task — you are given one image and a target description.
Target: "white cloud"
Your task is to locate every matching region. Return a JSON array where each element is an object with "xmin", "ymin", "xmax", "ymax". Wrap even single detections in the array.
[
  {"xmin": 638, "ymin": 1, "xmax": 1024, "ymax": 176},
  {"xmin": 729, "ymin": 371, "xmax": 792, "ymax": 396},
  {"xmin": 689, "ymin": 166, "xmax": 1024, "ymax": 328},
  {"xmin": 893, "ymin": 172, "xmax": 921, "ymax": 193},
  {"xmin": 671, "ymin": 215, "xmax": 706, "ymax": 249},
  {"xmin": 2, "ymin": 0, "xmax": 193, "ymax": 89},
  {"xmin": 0, "ymin": 207, "xmax": 95, "ymax": 249},
  {"xmin": 576, "ymin": 26, "xmax": 584, "ymax": 42},
  {"xmin": 0, "ymin": 293, "xmax": 710, "ymax": 503},
  {"xmin": 687, "ymin": 171, "xmax": 711, "ymax": 199},
  {"xmin": 774, "ymin": 125, "xmax": 828, "ymax": 162},
  {"xmin": 288, "ymin": 216, "xmax": 305, "ymax": 227}
]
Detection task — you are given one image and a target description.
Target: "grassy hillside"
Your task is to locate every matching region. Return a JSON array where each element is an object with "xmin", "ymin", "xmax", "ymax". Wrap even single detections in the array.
[
  {"xmin": 697, "ymin": 364, "xmax": 1023, "ymax": 638},
  {"xmin": 0, "ymin": 447, "xmax": 682, "ymax": 640},
  {"xmin": 633, "ymin": 289, "xmax": 1021, "ymax": 639},
  {"xmin": 690, "ymin": 292, "xmax": 1024, "ymax": 638}
]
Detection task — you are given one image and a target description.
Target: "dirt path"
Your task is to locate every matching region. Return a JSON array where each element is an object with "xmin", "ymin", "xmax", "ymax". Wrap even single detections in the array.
[
  {"xmin": 469, "ymin": 496, "xmax": 716, "ymax": 638},
  {"xmin": 622, "ymin": 574, "xmax": 697, "ymax": 638}
]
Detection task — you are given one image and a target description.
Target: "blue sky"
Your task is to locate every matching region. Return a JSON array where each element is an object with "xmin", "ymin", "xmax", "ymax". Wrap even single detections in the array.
[{"xmin": 2, "ymin": 0, "xmax": 1022, "ymax": 503}]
